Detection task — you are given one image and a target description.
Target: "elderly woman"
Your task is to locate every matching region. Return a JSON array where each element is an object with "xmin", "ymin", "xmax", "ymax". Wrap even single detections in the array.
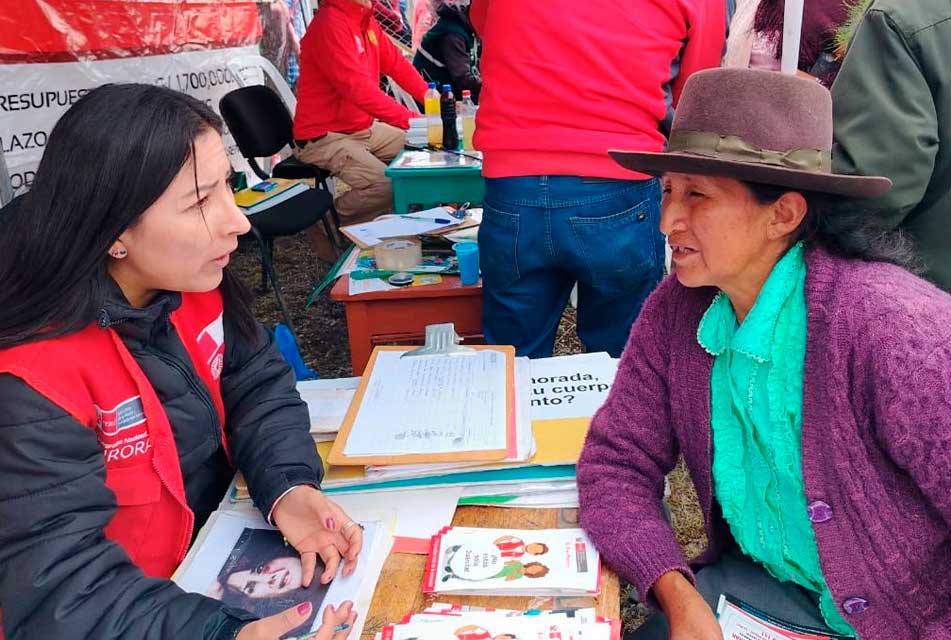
[{"xmin": 577, "ymin": 68, "xmax": 951, "ymax": 640}]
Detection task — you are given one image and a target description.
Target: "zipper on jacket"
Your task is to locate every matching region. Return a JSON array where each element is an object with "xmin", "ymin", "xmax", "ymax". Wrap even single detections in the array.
[{"xmin": 149, "ymin": 349, "xmax": 223, "ymax": 452}]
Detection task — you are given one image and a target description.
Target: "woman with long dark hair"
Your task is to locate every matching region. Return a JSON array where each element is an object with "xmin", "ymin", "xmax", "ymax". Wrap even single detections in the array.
[{"xmin": 0, "ymin": 84, "xmax": 360, "ymax": 640}]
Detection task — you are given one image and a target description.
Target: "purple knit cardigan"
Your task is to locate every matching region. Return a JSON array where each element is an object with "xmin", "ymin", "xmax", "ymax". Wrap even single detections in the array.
[{"xmin": 577, "ymin": 246, "xmax": 951, "ymax": 639}]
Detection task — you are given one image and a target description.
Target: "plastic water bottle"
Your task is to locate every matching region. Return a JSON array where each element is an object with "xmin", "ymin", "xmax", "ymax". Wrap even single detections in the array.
[
  {"xmin": 440, "ymin": 84, "xmax": 459, "ymax": 151},
  {"xmin": 460, "ymin": 90, "xmax": 476, "ymax": 151},
  {"xmin": 424, "ymin": 82, "xmax": 442, "ymax": 148}
]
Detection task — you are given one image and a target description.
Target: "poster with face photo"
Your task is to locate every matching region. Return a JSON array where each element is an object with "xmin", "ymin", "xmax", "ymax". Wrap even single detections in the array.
[
  {"xmin": 208, "ymin": 528, "xmax": 329, "ymax": 639},
  {"xmin": 175, "ymin": 511, "xmax": 385, "ymax": 640}
]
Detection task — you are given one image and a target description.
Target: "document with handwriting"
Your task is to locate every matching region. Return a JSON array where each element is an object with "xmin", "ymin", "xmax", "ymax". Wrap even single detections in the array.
[{"xmin": 343, "ymin": 350, "xmax": 508, "ymax": 457}]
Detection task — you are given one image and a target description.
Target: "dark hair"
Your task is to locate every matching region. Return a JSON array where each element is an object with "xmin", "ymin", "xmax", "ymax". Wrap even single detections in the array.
[
  {"xmin": 526, "ymin": 542, "xmax": 549, "ymax": 554},
  {"xmin": 522, "ymin": 562, "xmax": 550, "ymax": 578},
  {"xmin": 0, "ymin": 83, "xmax": 257, "ymax": 349},
  {"xmin": 215, "ymin": 529, "xmax": 322, "ymax": 630},
  {"xmin": 744, "ymin": 182, "xmax": 918, "ymax": 271}
]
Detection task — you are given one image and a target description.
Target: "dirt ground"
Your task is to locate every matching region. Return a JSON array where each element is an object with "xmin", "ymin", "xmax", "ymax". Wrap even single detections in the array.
[{"xmin": 229, "ymin": 231, "xmax": 706, "ymax": 631}]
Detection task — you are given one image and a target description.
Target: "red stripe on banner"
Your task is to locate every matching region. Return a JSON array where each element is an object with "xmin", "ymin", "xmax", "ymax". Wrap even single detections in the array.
[{"xmin": 0, "ymin": 1, "xmax": 262, "ymax": 63}]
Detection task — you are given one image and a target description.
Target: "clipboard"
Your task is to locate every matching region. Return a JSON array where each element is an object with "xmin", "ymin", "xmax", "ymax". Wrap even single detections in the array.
[{"xmin": 328, "ymin": 345, "xmax": 518, "ymax": 466}]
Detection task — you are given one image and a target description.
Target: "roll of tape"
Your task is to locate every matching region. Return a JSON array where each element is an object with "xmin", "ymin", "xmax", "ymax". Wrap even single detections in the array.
[{"xmin": 374, "ymin": 237, "xmax": 422, "ymax": 271}]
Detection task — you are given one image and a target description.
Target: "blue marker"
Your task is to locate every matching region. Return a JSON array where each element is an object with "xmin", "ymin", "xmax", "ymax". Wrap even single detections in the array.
[{"xmin": 433, "ymin": 217, "xmax": 451, "ymax": 224}]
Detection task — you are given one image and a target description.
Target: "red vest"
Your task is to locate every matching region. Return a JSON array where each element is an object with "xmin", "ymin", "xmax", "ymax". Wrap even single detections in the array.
[{"xmin": 0, "ymin": 291, "xmax": 228, "ymax": 579}]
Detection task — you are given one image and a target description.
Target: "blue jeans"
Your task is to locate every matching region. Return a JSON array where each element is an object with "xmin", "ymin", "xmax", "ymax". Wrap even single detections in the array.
[{"xmin": 478, "ymin": 176, "xmax": 664, "ymax": 358}]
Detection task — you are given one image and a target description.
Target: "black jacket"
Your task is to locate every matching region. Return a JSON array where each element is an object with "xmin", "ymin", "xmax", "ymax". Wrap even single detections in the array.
[
  {"xmin": 413, "ymin": 9, "xmax": 481, "ymax": 101},
  {"xmin": 0, "ymin": 280, "xmax": 323, "ymax": 639}
]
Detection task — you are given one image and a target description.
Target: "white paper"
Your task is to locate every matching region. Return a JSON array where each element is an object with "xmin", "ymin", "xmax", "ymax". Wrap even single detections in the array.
[
  {"xmin": 349, "ymin": 276, "xmax": 397, "ymax": 295},
  {"xmin": 387, "ymin": 614, "xmax": 613, "ymax": 640},
  {"xmin": 296, "ymin": 378, "xmax": 360, "ymax": 434},
  {"xmin": 403, "ymin": 206, "xmax": 455, "ymax": 221},
  {"xmin": 366, "ymin": 357, "xmax": 534, "ymax": 477},
  {"xmin": 331, "ymin": 487, "xmax": 462, "ymax": 542},
  {"xmin": 343, "ymin": 350, "xmax": 509, "ymax": 457},
  {"xmin": 342, "ymin": 216, "xmax": 454, "ymax": 247},
  {"xmin": 529, "ymin": 353, "xmax": 619, "ymax": 421}
]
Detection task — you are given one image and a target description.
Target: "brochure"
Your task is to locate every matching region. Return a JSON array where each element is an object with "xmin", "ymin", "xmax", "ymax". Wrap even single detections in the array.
[
  {"xmin": 424, "ymin": 527, "xmax": 600, "ymax": 596},
  {"xmin": 382, "ymin": 606, "xmax": 619, "ymax": 640},
  {"xmin": 717, "ymin": 594, "xmax": 855, "ymax": 640}
]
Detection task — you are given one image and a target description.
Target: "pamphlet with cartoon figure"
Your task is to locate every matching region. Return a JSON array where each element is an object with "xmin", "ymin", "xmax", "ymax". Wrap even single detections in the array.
[
  {"xmin": 424, "ymin": 527, "xmax": 601, "ymax": 596},
  {"xmin": 381, "ymin": 608, "xmax": 619, "ymax": 640}
]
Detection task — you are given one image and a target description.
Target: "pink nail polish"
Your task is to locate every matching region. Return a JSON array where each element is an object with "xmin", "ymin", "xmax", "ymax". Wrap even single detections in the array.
[
  {"xmin": 325, "ymin": 517, "xmax": 336, "ymax": 531},
  {"xmin": 297, "ymin": 602, "xmax": 312, "ymax": 616}
]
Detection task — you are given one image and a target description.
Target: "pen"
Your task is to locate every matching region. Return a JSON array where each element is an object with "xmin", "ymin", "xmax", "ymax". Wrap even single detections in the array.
[{"xmin": 334, "ymin": 624, "xmax": 351, "ymax": 633}]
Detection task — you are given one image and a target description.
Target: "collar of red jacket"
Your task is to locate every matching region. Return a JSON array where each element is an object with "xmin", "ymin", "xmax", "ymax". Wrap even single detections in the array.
[{"xmin": 322, "ymin": 0, "xmax": 372, "ymax": 28}]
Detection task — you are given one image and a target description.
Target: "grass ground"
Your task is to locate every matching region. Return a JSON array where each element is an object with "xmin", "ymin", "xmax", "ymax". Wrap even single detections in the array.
[{"xmin": 230, "ymin": 232, "xmax": 706, "ymax": 630}]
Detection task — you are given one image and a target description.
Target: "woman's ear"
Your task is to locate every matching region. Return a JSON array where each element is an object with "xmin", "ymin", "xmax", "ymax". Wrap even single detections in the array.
[{"xmin": 766, "ymin": 191, "xmax": 809, "ymax": 241}]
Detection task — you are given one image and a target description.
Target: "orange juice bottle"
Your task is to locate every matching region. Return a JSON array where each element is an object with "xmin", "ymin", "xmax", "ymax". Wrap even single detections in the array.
[{"xmin": 424, "ymin": 82, "xmax": 442, "ymax": 148}]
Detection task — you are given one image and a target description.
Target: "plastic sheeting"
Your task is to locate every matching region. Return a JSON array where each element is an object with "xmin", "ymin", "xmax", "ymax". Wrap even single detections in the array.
[{"xmin": 0, "ymin": 0, "xmax": 267, "ymax": 193}]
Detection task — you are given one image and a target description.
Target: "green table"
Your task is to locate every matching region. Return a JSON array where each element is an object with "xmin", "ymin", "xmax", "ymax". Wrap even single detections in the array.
[{"xmin": 385, "ymin": 149, "xmax": 485, "ymax": 214}]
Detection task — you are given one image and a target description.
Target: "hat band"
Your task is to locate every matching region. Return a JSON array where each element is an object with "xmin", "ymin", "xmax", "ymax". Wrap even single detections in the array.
[{"xmin": 668, "ymin": 130, "xmax": 831, "ymax": 173}]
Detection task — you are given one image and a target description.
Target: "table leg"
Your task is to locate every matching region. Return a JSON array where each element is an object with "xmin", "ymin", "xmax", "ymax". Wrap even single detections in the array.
[
  {"xmin": 392, "ymin": 181, "xmax": 409, "ymax": 214},
  {"xmin": 343, "ymin": 301, "xmax": 374, "ymax": 375}
]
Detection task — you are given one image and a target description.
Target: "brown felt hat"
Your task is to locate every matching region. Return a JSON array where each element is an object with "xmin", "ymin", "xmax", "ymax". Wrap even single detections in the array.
[{"xmin": 610, "ymin": 68, "xmax": 892, "ymax": 199}]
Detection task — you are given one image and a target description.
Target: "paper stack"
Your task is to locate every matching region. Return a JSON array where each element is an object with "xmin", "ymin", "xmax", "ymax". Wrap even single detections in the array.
[
  {"xmin": 377, "ymin": 604, "xmax": 620, "ymax": 640},
  {"xmin": 407, "ymin": 117, "xmax": 428, "ymax": 147},
  {"xmin": 229, "ymin": 353, "xmax": 619, "ymax": 513},
  {"xmin": 424, "ymin": 527, "xmax": 601, "ymax": 597},
  {"xmin": 296, "ymin": 377, "xmax": 360, "ymax": 442}
]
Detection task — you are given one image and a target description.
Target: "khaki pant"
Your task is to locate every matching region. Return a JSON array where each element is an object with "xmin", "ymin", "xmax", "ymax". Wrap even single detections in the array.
[{"xmin": 294, "ymin": 122, "xmax": 405, "ymax": 222}]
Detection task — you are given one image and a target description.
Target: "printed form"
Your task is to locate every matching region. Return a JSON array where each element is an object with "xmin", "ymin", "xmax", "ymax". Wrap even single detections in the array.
[{"xmin": 343, "ymin": 350, "xmax": 508, "ymax": 457}]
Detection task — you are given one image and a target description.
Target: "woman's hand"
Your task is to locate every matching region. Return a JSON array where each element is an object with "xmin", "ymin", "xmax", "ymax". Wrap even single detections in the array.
[
  {"xmin": 236, "ymin": 601, "xmax": 357, "ymax": 640},
  {"xmin": 652, "ymin": 570, "xmax": 722, "ymax": 640},
  {"xmin": 272, "ymin": 486, "xmax": 363, "ymax": 586}
]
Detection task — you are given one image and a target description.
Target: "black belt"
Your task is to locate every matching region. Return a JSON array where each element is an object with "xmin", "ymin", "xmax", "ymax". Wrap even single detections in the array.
[
  {"xmin": 293, "ymin": 134, "xmax": 327, "ymax": 148},
  {"xmin": 294, "ymin": 130, "xmax": 358, "ymax": 148}
]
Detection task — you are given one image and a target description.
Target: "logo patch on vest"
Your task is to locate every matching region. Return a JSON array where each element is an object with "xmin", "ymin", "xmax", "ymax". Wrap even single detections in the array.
[
  {"xmin": 96, "ymin": 396, "xmax": 153, "ymax": 463},
  {"xmin": 96, "ymin": 396, "xmax": 146, "ymax": 437},
  {"xmin": 196, "ymin": 312, "xmax": 225, "ymax": 380}
]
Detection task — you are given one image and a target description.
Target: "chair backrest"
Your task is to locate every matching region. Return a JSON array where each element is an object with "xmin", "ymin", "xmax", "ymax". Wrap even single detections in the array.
[
  {"xmin": 226, "ymin": 54, "xmax": 297, "ymax": 113},
  {"xmin": 385, "ymin": 75, "xmax": 421, "ymax": 113},
  {"xmin": 219, "ymin": 85, "xmax": 295, "ymax": 161}
]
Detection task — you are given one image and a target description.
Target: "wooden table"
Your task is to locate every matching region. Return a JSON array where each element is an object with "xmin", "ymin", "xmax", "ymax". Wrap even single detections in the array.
[
  {"xmin": 361, "ymin": 506, "xmax": 620, "ymax": 640},
  {"xmin": 330, "ymin": 274, "xmax": 484, "ymax": 375}
]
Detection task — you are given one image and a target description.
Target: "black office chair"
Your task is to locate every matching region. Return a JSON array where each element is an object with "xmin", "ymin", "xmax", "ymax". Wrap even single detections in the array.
[{"xmin": 219, "ymin": 86, "xmax": 342, "ymax": 333}]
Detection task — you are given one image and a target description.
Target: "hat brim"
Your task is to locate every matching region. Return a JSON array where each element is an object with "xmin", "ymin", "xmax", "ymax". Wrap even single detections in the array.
[{"xmin": 608, "ymin": 150, "xmax": 892, "ymax": 199}]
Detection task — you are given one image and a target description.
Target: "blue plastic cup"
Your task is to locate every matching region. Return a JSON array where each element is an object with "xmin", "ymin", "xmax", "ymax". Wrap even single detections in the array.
[{"xmin": 453, "ymin": 241, "xmax": 480, "ymax": 286}]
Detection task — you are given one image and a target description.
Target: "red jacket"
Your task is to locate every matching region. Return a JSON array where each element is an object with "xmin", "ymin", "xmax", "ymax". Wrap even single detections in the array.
[
  {"xmin": 294, "ymin": 0, "xmax": 428, "ymax": 139},
  {"xmin": 469, "ymin": 0, "xmax": 727, "ymax": 180},
  {"xmin": 0, "ymin": 291, "xmax": 226, "ymax": 582}
]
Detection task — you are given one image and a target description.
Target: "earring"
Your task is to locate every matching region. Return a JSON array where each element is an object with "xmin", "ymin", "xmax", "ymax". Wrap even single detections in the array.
[{"xmin": 109, "ymin": 248, "xmax": 127, "ymax": 259}]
